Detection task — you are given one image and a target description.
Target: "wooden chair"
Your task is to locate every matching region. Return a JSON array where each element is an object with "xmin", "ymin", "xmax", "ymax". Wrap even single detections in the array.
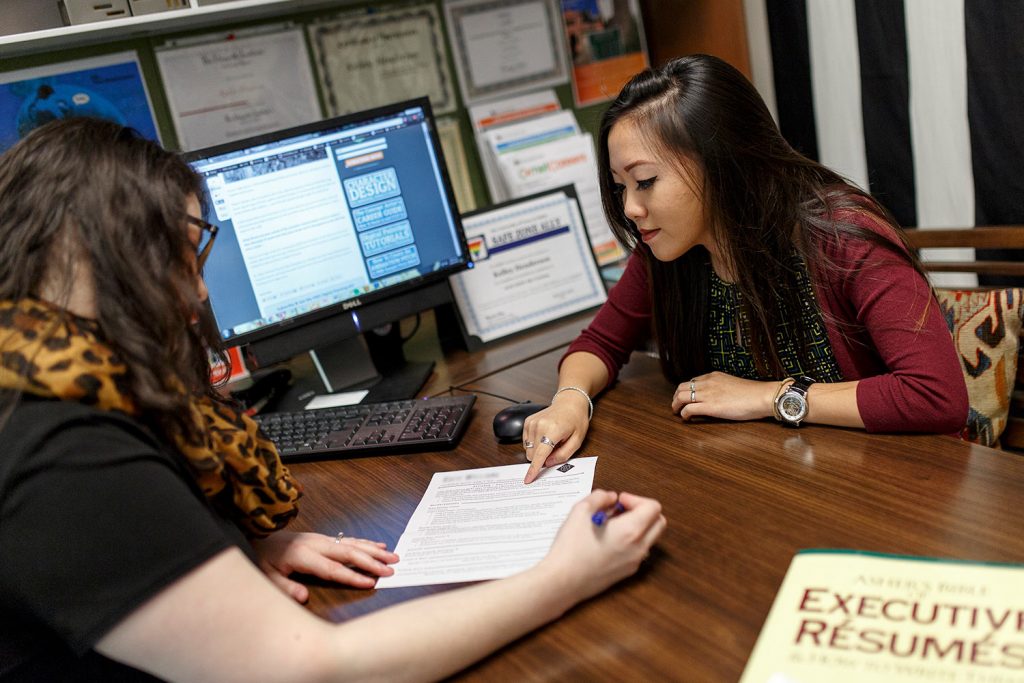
[
  {"xmin": 902, "ymin": 226, "xmax": 1024, "ymax": 452},
  {"xmin": 902, "ymin": 226, "xmax": 1024, "ymax": 278}
]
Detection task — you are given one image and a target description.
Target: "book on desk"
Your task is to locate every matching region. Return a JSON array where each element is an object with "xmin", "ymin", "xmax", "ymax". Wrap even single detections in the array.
[{"xmin": 740, "ymin": 550, "xmax": 1024, "ymax": 683}]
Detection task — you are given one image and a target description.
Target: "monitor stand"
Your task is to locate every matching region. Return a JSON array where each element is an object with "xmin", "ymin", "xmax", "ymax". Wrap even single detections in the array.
[
  {"xmin": 305, "ymin": 333, "xmax": 430, "ymax": 403},
  {"xmin": 361, "ymin": 360, "xmax": 435, "ymax": 403},
  {"xmin": 303, "ymin": 326, "xmax": 434, "ymax": 406}
]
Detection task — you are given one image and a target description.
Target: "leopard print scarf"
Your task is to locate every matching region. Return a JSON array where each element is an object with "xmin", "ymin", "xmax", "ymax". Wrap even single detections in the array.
[{"xmin": 0, "ymin": 298, "xmax": 301, "ymax": 537}]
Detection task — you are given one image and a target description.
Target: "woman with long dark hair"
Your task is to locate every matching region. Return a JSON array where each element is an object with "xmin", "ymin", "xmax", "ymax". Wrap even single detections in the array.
[
  {"xmin": 522, "ymin": 54, "xmax": 967, "ymax": 484},
  {"xmin": 0, "ymin": 118, "xmax": 665, "ymax": 680}
]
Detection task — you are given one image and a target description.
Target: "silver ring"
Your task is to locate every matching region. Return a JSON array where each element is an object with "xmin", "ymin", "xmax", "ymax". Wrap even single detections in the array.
[
  {"xmin": 689, "ymin": 380, "xmax": 695, "ymax": 393},
  {"xmin": 690, "ymin": 388, "xmax": 696, "ymax": 402},
  {"xmin": 334, "ymin": 531, "xmax": 345, "ymax": 544},
  {"xmin": 524, "ymin": 440, "xmax": 535, "ymax": 448},
  {"xmin": 539, "ymin": 435, "xmax": 555, "ymax": 446}
]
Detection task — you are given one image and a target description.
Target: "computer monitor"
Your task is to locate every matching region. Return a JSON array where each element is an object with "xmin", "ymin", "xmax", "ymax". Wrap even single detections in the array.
[{"xmin": 184, "ymin": 97, "xmax": 470, "ymax": 404}]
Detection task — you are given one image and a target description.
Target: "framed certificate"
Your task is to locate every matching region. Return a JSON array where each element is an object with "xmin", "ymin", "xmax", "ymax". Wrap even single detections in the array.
[
  {"xmin": 156, "ymin": 25, "xmax": 321, "ymax": 151},
  {"xmin": 444, "ymin": 0, "xmax": 569, "ymax": 104},
  {"xmin": 448, "ymin": 185, "xmax": 607, "ymax": 349},
  {"xmin": 308, "ymin": 4, "xmax": 457, "ymax": 116}
]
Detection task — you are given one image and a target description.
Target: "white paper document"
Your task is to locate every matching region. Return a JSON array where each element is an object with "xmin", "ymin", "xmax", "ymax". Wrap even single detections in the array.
[
  {"xmin": 304, "ymin": 390, "xmax": 368, "ymax": 409},
  {"xmin": 376, "ymin": 456, "xmax": 597, "ymax": 588}
]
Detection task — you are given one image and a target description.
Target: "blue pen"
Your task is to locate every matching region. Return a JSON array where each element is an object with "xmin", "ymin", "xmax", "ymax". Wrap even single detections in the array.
[{"xmin": 592, "ymin": 501, "xmax": 625, "ymax": 526}]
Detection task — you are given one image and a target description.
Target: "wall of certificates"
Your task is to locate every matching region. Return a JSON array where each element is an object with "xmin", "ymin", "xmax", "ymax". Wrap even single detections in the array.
[{"xmin": 1, "ymin": 0, "xmax": 645, "ymax": 268}]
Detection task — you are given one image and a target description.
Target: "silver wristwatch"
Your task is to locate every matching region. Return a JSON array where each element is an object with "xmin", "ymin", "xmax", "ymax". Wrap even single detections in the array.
[{"xmin": 775, "ymin": 375, "xmax": 815, "ymax": 426}]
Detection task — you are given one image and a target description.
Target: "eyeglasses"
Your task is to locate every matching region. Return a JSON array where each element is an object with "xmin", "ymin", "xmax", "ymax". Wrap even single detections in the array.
[{"xmin": 186, "ymin": 215, "xmax": 219, "ymax": 271}]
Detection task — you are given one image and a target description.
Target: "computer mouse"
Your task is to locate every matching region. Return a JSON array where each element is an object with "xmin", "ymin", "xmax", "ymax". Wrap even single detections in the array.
[{"xmin": 492, "ymin": 402, "xmax": 546, "ymax": 443}]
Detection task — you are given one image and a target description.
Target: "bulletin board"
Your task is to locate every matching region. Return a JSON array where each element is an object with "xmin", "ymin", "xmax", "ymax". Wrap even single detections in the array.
[{"xmin": 0, "ymin": 0, "xmax": 626, "ymax": 212}]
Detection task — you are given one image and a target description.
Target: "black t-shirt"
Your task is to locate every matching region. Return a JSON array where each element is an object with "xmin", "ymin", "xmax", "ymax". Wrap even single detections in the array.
[{"xmin": 0, "ymin": 397, "xmax": 252, "ymax": 681}]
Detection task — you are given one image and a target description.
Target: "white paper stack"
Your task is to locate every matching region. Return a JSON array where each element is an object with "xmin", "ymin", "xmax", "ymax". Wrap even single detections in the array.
[
  {"xmin": 468, "ymin": 89, "xmax": 564, "ymax": 203},
  {"xmin": 480, "ymin": 109, "xmax": 580, "ymax": 202},
  {"xmin": 496, "ymin": 132, "xmax": 623, "ymax": 264},
  {"xmin": 469, "ymin": 90, "xmax": 625, "ymax": 265}
]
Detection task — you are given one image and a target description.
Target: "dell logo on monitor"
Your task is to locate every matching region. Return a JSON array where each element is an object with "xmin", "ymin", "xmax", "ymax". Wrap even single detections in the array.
[{"xmin": 342, "ymin": 299, "xmax": 363, "ymax": 311}]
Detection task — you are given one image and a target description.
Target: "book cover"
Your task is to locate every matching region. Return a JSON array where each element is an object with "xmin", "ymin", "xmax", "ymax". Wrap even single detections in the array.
[{"xmin": 740, "ymin": 550, "xmax": 1024, "ymax": 683}]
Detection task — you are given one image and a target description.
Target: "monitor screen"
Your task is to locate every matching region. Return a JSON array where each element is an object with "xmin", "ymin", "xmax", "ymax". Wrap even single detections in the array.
[{"xmin": 185, "ymin": 97, "xmax": 468, "ymax": 350}]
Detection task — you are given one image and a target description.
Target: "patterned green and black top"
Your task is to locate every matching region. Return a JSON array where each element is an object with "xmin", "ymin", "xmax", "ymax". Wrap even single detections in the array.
[{"xmin": 705, "ymin": 259, "xmax": 844, "ymax": 383}]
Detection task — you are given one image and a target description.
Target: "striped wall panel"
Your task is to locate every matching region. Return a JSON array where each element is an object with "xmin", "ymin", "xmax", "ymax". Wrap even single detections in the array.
[{"xmin": 750, "ymin": 0, "xmax": 1024, "ymax": 286}]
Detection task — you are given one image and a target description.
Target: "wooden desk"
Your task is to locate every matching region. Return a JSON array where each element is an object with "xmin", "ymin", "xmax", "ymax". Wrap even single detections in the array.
[
  {"xmin": 288, "ymin": 348, "xmax": 1024, "ymax": 682},
  {"xmin": 415, "ymin": 308, "xmax": 596, "ymax": 393}
]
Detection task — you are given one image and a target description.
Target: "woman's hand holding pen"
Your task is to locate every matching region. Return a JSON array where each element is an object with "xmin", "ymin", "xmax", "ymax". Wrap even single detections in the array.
[
  {"xmin": 251, "ymin": 531, "xmax": 399, "ymax": 603},
  {"xmin": 537, "ymin": 490, "xmax": 666, "ymax": 601},
  {"xmin": 522, "ymin": 392, "xmax": 591, "ymax": 484}
]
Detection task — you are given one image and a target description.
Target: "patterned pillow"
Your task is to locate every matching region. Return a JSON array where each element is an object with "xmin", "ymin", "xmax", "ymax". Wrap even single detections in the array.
[{"xmin": 935, "ymin": 288, "xmax": 1024, "ymax": 447}]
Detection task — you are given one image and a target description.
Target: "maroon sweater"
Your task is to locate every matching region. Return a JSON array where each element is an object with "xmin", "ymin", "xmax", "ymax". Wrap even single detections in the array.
[{"xmin": 565, "ymin": 214, "xmax": 969, "ymax": 434}]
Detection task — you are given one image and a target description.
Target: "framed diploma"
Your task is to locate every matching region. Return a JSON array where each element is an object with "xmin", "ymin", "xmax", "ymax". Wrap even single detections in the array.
[
  {"xmin": 448, "ymin": 185, "xmax": 607, "ymax": 349},
  {"xmin": 444, "ymin": 0, "xmax": 569, "ymax": 105},
  {"xmin": 308, "ymin": 4, "xmax": 457, "ymax": 116},
  {"xmin": 155, "ymin": 26, "xmax": 321, "ymax": 151}
]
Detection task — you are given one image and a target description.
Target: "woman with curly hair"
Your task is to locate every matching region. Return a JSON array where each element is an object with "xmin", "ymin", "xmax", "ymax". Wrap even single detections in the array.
[{"xmin": 0, "ymin": 117, "xmax": 664, "ymax": 681}]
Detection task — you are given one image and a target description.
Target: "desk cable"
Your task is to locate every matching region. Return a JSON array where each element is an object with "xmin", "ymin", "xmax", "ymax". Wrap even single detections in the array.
[
  {"xmin": 442, "ymin": 384, "xmax": 525, "ymax": 405},
  {"xmin": 426, "ymin": 341, "xmax": 574, "ymax": 403}
]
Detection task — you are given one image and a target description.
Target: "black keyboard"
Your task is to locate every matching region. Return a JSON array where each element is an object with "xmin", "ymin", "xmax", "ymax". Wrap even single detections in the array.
[{"xmin": 255, "ymin": 394, "xmax": 475, "ymax": 460}]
